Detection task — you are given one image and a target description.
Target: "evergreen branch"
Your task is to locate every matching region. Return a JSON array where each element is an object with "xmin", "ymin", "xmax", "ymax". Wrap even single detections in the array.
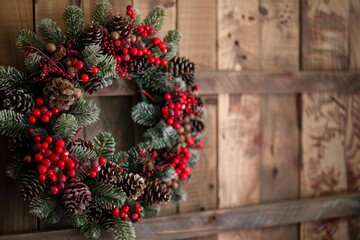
[
  {"xmin": 142, "ymin": 206, "xmax": 160, "ymax": 219},
  {"xmin": 0, "ymin": 110, "xmax": 28, "ymax": 137},
  {"xmin": 163, "ymin": 30, "xmax": 182, "ymax": 47},
  {"xmin": 132, "ymin": 8, "xmax": 143, "ymax": 28},
  {"xmin": 25, "ymin": 53, "xmax": 43, "ymax": 72},
  {"xmin": 16, "ymin": 29, "xmax": 44, "ymax": 52},
  {"xmin": 68, "ymin": 213, "xmax": 87, "ymax": 228},
  {"xmin": 108, "ymin": 151, "xmax": 129, "ymax": 164},
  {"xmin": 133, "ymin": 67, "xmax": 175, "ymax": 93},
  {"xmin": 71, "ymin": 145, "xmax": 98, "ymax": 164},
  {"xmin": 113, "ymin": 218, "xmax": 136, "ymax": 240},
  {"xmin": 0, "ymin": 66, "xmax": 30, "ymax": 91},
  {"xmin": 171, "ymin": 187, "xmax": 187, "ymax": 205},
  {"xmin": 29, "ymin": 193, "xmax": 57, "ymax": 219},
  {"xmin": 97, "ymin": 55, "xmax": 117, "ymax": 87},
  {"xmin": 80, "ymin": 223, "xmax": 101, "ymax": 239},
  {"xmin": 80, "ymin": 45, "xmax": 106, "ymax": 71},
  {"xmin": 63, "ymin": 5, "xmax": 84, "ymax": 40},
  {"xmin": 5, "ymin": 161, "xmax": 27, "ymax": 179},
  {"xmin": 142, "ymin": 120, "xmax": 178, "ymax": 149},
  {"xmin": 131, "ymin": 102, "xmax": 160, "ymax": 127},
  {"xmin": 143, "ymin": 6, "xmax": 166, "ymax": 34},
  {"xmin": 53, "ymin": 114, "xmax": 78, "ymax": 139},
  {"xmin": 41, "ymin": 209, "xmax": 61, "ymax": 224},
  {"xmin": 93, "ymin": 132, "xmax": 116, "ymax": 157},
  {"xmin": 36, "ymin": 18, "xmax": 64, "ymax": 43},
  {"xmin": 68, "ymin": 98, "xmax": 100, "ymax": 127},
  {"xmin": 156, "ymin": 166, "xmax": 175, "ymax": 182},
  {"xmin": 188, "ymin": 149, "xmax": 199, "ymax": 167},
  {"xmin": 92, "ymin": 1, "xmax": 112, "ymax": 27},
  {"xmin": 86, "ymin": 181, "xmax": 126, "ymax": 209},
  {"xmin": 163, "ymin": 42, "xmax": 178, "ymax": 59}
]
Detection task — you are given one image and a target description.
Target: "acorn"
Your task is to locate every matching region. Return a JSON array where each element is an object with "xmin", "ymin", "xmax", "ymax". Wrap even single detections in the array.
[
  {"xmin": 46, "ymin": 43, "xmax": 57, "ymax": 53},
  {"xmin": 110, "ymin": 31, "xmax": 120, "ymax": 40}
]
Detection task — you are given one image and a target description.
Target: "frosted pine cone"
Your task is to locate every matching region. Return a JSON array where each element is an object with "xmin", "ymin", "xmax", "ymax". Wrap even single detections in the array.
[{"xmin": 61, "ymin": 179, "xmax": 92, "ymax": 215}]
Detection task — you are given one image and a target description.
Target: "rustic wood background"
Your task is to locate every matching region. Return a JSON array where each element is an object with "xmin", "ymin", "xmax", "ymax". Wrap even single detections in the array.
[{"xmin": 0, "ymin": 0, "xmax": 360, "ymax": 239}]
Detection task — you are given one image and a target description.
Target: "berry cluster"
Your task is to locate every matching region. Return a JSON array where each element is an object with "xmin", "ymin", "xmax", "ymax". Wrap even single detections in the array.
[
  {"xmin": 111, "ymin": 204, "xmax": 142, "ymax": 223},
  {"xmin": 88, "ymin": 156, "xmax": 107, "ymax": 178},
  {"xmin": 161, "ymin": 147, "xmax": 192, "ymax": 181},
  {"xmin": 27, "ymin": 97, "xmax": 60, "ymax": 125},
  {"xmin": 126, "ymin": 5, "xmax": 136, "ymax": 19},
  {"xmin": 136, "ymin": 24, "xmax": 155, "ymax": 39},
  {"xmin": 65, "ymin": 58, "xmax": 99, "ymax": 83}
]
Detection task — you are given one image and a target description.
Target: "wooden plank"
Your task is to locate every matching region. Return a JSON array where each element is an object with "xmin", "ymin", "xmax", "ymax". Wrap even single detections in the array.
[
  {"xmin": 82, "ymin": 0, "xmax": 132, "ymax": 23},
  {"xmin": 90, "ymin": 71, "xmax": 360, "ymax": 97},
  {"xmin": 347, "ymin": 1, "xmax": 360, "ymax": 239},
  {"xmin": 217, "ymin": 1, "xmax": 260, "ymax": 240},
  {"xmin": 0, "ymin": 0, "xmax": 37, "ymax": 235},
  {"xmin": 301, "ymin": 0, "xmax": 350, "ymax": 239},
  {"xmin": 35, "ymin": 0, "xmax": 71, "ymax": 27},
  {"xmin": 1, "ymin": 193, "xmax": 360, "ymax": 240},
  {"xmin": 133, "ymin": 0, "xmax": 176, "ymax": 39},
  {"xmin": 178, "ymin": 0, "xmax": 217, "ymax": 70},
  {"xmin": 259, "ymin": 0, "xmax": 300, "ymax": 239}
]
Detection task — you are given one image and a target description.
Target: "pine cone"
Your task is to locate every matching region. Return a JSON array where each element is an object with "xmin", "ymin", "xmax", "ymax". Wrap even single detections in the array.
[
  {"xmin": 98, "ymin": 163, "xmax": 122, "ymax": 184},
  {"xmin": 3, "ymin": 90, "xmax": 34, "ymax": 116},
  {"xmin": 83, "ymin": 23, "xmax": 103, "ymax": 46},
  {"xmin": 61, "ymin": 179, "xmax": 92, "ymax": 215},
  {"xmin": 191, "ymin": 119, "xmax": 205, "ymax": 132},
  {"xmin": 8, "ymin": 138, "xmax": 21, "ymax": 152},
  {"xmin": 167, "ymin": 57, "xmax": 196, "ymax": 86},
  {"xmin": 119, "ymin": 173, "xmax": 146, "ymax": 200},
  {"xmin": 19, "ymin": 171, "xmax": 46, "ymax": 200},
  {"xmin": 141, "ymin": 181, "xmax": 171, "ymax": 206},
  {"xmin": 86, "ymin": 205, "xmax": 102, "ymax": 223},
  {"xmin": 43, "ymin": 78, "xmax": 82, "ymax": 110},
  {"xmin": 127, "ymin": 57, "xmax": 150, "ymax": 72},
  {"xmin": 73, "ymin": 138, "xmax": 94, "ymax": 150},
  {"xmin": 99, "ymin": 211, "xmax": 116, "ymax": 232},
  {"xmin": 108, "ymin": 14, "xmax": 130, "ymax": 38},
  {"xmin": 82, "ymin": 78, "xmax": 102, "ymax": 94}
]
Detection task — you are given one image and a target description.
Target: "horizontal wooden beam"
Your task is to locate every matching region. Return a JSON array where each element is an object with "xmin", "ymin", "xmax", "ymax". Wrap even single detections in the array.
[
  {"xmin": 1, "ymin": 193, "xmax": 359, "ymax": 240},
  {"xmin": 88, "ymin": 71, "xmax": 360, "ymax": 97}
]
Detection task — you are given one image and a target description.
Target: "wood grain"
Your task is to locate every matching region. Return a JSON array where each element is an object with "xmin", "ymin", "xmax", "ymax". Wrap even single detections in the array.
[
  {"xmin": 178, "ymin": 0, "xmax": 217, "ymax": 70},
  {"xmin": 347, "ymin": 1, "xmax": 360, "ymax": 239},
  {"xmin": 0, "ymin": 0, "xmax": 37, "ymax": 235},
  {"xmin": 259, "ymin": 0, "xmax": 300, "ymax": 239},
  {"xmin": 1, "ymin": 193, "xmax": 360, "ymax": 240},
  {"xmin": 301, "ymin": 0, "xmax": 350, "ymax": 239},
  {"xmin": 35, "ymin": 0, "xmax": 71, "ymax": 27}
]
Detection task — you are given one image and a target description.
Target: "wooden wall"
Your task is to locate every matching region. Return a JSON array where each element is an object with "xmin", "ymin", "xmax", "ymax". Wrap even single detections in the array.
[{"xmin": 0, "ymin": 0, "xmax": 360, "ymax": 239}]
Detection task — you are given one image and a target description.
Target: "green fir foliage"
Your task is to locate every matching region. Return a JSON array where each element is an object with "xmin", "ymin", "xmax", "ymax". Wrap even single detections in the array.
[
  {"xmin": 86, "ymin": 181, "xmax": 126, "ymax": 209},
  {"xmin": 97, "ymin": 55, "xmax": 117, "ymax": 86},
  {"xmin": 163, "ymin": 30, "xmax": 182, "ymax": 47},
  {"xmin": 68, "ymin": 98, "xmax": 100, "ymax": 127},
  {"xmin": 143, "ymin": 120, "xmax": 178, "ymax": 149},
  {"xmin": 53, "ymin": 114, "xmax": 78, "ymax": 139},
  {"xmin": 68, "ymin": 213, "xmax": 87, "ymax": 228},
  {"xmin": 0, "ymin": 110, "xmax": 28, "ymax": 137},
  {"xmin": 36, "ymin": 18, "xmax": 64, "ymax": 43},
  {"xmin": 132, "ymin": 8, "xmax": 143, "ymax": 28},
  {"xmin": 71, "ymin": 145, "xmax": 98, "ymax": 164},
  {"xmin": 93, "ymin": 132, "xmax": 116, "ymax": 157},
  {"xmin": 80, "ymin": 45, "xmax": 107, "ymax": 71},
  {"xmin": 63, "ymin": 5, "xmax": 85, "ymax": 40},
  {"xmin": 29, "ymin": 193, "xmax": 58, "ymax": 220},
  {"xmin": 114, "ymin": 218, "xmax": 136, "ymax": 240},
  {"xmin": 80, "ymin": 223, "xmax": 101, "ymax": 239},
  {"xmin": 188, "ymin": 149, "xmax": 199, "ymax": 168},
  {"xmin": 5, "ymin": 161, "xmax": 27, "ymax": 179},
  {"xmin": 92, "ymin": 1, "xmax": 112, "ymax": 27},
  {"xmin": 156, "ymin": 166, "xmax": 175, "ymax": 182},
  {"xmin": 25, "ymin": 53, "xmax": 43, "ymax": 72},
  {"xmin": 131, "ymin": 102, "xmax": 160, "ymax": 127},
  {"xmin": 171, "ymin": 187, "xmax": 187, "ymax": 205},
  {"xmin": 143, "ymin": 6, "xmax": 166, "ymax": 34},
  {"xmin": 0, "ymin": 66, "xmax": 30, "ymax": 91},
  {"xmin": 16, "ymin": 29, "xmax": 44, "ymax": 52},
  {"xmin": 133, "ymin": 67, "xmax": 175, "ymax": 93},
  {"xmin": 142, "ymin": 206, "xmax": 160, "ymax": 219}
]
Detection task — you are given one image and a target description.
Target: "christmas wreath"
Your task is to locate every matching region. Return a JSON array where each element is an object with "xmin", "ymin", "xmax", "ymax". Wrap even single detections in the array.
[{"xmin": 0, "ymin": 2, "xmax": 204, "ymax": 239}]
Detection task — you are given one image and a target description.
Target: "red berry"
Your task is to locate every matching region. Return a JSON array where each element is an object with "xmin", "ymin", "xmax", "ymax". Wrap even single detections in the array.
[
  {"xmin": 173, "ymin": 122, "xmax": 181, "ymax": 129},
  {"xmin": 149, "ymin": 57, "xmax": 155, "ymax": 63},
  {"xmin": 91, "ymin": 66, "xmax": 99, "ymax": 75},
  {"xmin": 141, "ymin": 32, "xmax": 148, "ymax": 38},
  {"xmin": 137, "ymin": 26, "xmax": 144, "ymax": 33},
  {"xmin": 35, "ymin": 97, "xmax": 44, "ymax": 106},
  {"xmin": 41, "ymin": 142, "xmax": 49, "ymax": 149},
  {"xmin": 91, "ymin": 160, "xmax": 99, "ymax": 169},
  {"xmin": 161, "ymin": 47, "xmax": 168, "ymax": 54},
  {"xmin": 72, "ymin": 59, "xmax": 78, "ymax": 65},
  {"xmin": 112, "ymin": 208, "xmax": 120, "ymax": 216},
  {"xmin": 47, "ymin": 169, "xmax": 54, "ymax": 176},
  {"xmin": 38, "ymin": 174, "xmax": 46, "ymax": 182},
  {"xmin": 144, "ymin": 25, "xmax": 150, "ymax": 31},
  {"xmin": 58, "ymin": 174, "xmax": 67, "ymax": 183},
  {"xmin": 28, "ymin": 116, "xmax": 36, "ymax": 124},
  {"xmin": 114, "ymin": 55, "xmax": 122, "ymax": 63},
  {"xmin": 58, "ymin": 182, "xmax": 65, "ymax": 190},
  {"xmin": 164, "ymin": 93, "xmax": 172, "ymax": 101},
  {"xmin": 168, "ymin": 102, "xmax": 175, "ymax": 109},
  {"xmin": 167, "ymin": 118, "xmax": 174, "ymax": 125},
  {"xmin": 197, "ymin": 141, "xmax": 204, "ymax": 148},
  {"xmin": 154, "ymin": 58, "xmax": 161, "ymax": 65},
  {"xmin": 160, "ymin": 59, "xmax": 167, "ymax": 67},
  {"xmin": 138, "ymin": 50, "xmax": 143, "ymax": 56},
  {"xmin": 32, "ymin": 109, "xmax": 41, "ymax": 117},
  {"xmin": 99, "ymin": 156, "xmax": 107, "ymax": 166},
  {"xmin": 49, "ymin": 174, "xmax": 57, "ymax": 182},
  {"xmin": 68, "ymin": 169, "xmax": 76, "ymax": 177},
  {"xmin": 81, "ymin": 73, "xmax": 89, "ymax": 82},
  {"xmin": 62, "ymin": 149, "xmax": 69, "ymax": 157},
  {"xmin": 40, "ymin": 106, "xmax": 48, "ymax": 115},
  {"xmin": 58, "ymin": 160, "xmax": 65, "ymax": 170},
  {"xmin": 52, "ymin": 107, "xmax": 60, "ymax": 115},
  {"xmin": 74, "ymin": 60, "xmax": 84, "ymax": 70},
  {"xmin": 134, "ymin": 203, "xmax": 141, "ymax": 209},
  {"xmin": 45, "ymin": 136, "xmax": 53, "ymax": 144},
  {"xmin": 45, "ymin": 111, "xmax": 53, "ymax": 117},
  {"xmin": 135, "ymin": 218, "xmax": 141, "ymax": 223},
  {"xmin": 50, "ymin": 153, "xmax": 59, "ymax": 162},
  {"xmin": 34, "ymin": 143, "xmax": 42, "ymax": 150},
  {"xmin": 148, "ymin": 28, "xmax": 155, "ymax": 35},
  {"xmin": 67, "ymin": 160, "xmax": 75, "ymax": 169},
  {"xmin": 130, "ymin": 13, "xmax": 136, "ymax": 19},
  {"xmin": 121, "ymin": 205, "xmax": 130, "ymax": 213},
  {"xmin": 126, "ymin": 9, "xmax": 133, "ymax": 16},
  {"xmin": 186, "ymin": 138, "xmax": 194, "ymax": 146},
  {"xmin": 179, "ymin": 173, "xmax": 188, "ymax": 181},
  {"xmin": 130, "ymin": 47, "xmax": 138, "ymax": 56},
  {"xmin": 41, "ymin": 159, "xmax": 51, "ymax": 168},
  {"xmin": 114, "ymin": 39, "xmax": 121, "ymax": 47},
  {"xmin": 38, "ymin": 165, "xmax": 47, "ymax": 174},
  {"xmin": 89, "ymin": 171, "xmax": 97, "ymax": 178},
  {"xmin": 28, "ymin": 128, "xmax": 34, "ymax": 134},
  {"xmin": 126, "ymin": 5, "xmax": 133, "ymax": 11},
  {"xmin": 159, "ymin": 42, "xmax": 166, "ymax": 49},
  {"xmin": 34, "ymin": 135, "xmax": 41, "ymax": 142},
  {"xmin": 153, "ymin": 37, "xmax": 161, "ymax": 45},
  {"xmin": 50, "ymin": 186, "xmax": 59, "ymax": 195},
  {"xmin": 41, "ymin": 115, "xmax": 50, "ymax": 123},
  {"xmin": 119, "ymin": 211, "xmax": 126, "ymax": 218},
  {"xmin": 44, "ymin": 149, "xmax": 53, "ymax": 158},
  {"xmin": 131, "ymin": 213, "xmax": 139, "ymax": 219},
  {"xmin": 122, "ymin": 48, "xmax": 129, "ymax": 55},
  {"xmin": 55, "ymin": 139, "xmax": 65, "ymax": 148},
  {"xmin": 34, "ymin": 153, "xmax": 43, "ymax": 162},
  {"xmin": 193, "ymin": 85, "xmax": 200, "ymax": 91},
  {"xmin": 122, "ymin": 54, "xmax": 130, "ymax": 62}
]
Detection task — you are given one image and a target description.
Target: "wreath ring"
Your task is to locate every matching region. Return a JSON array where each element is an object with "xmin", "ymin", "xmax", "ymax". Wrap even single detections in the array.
[{"xmin": 0, "ymin": 2, "xmax": 204, "ymax": 239}]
